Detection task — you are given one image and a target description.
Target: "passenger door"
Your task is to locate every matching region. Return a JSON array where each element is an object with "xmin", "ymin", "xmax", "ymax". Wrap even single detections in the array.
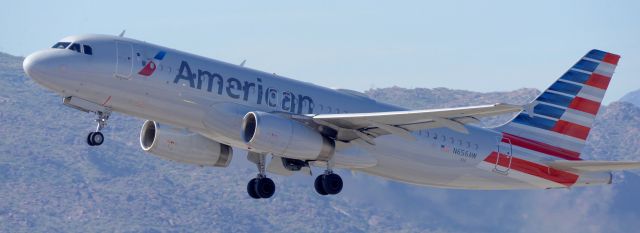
[
  {"xmin": 115, "ymin": 40, "xmax": 133, "ymax": 79},
  {"xmin": 494, "ymin": 137, "xmax": 513, "ymax": 174}
]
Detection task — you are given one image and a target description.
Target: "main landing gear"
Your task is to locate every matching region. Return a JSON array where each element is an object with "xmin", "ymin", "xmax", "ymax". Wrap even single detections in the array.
[
  {"xmin": 245, "ymin": 153, "xmax": 343, "ymax": 199},
  {"xmin": 247, "ymin": 152, "xmax": 276, "ymax": 199},
  {"xmin": 314, "ymin": 163, "xmax": 343, "ymax": 196},
  {"xmin": 87, "ymin": 110, "xmax": 110, "ymax": 146}
]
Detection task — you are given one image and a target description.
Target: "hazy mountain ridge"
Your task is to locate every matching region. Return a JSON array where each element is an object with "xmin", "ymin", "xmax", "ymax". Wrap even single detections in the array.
[
  {"xmin": 2, "ymin": 52, "xmax": 640, "ymax": 233},
  {"xmin": 620, "ymin": 89, "xmax": 640, "ymax": 107}
]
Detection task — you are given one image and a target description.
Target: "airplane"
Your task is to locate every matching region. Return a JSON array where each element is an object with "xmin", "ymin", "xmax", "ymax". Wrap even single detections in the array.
[{"xmin": 22, "ymin": 34, "xmax": 640, "ymax": 199}]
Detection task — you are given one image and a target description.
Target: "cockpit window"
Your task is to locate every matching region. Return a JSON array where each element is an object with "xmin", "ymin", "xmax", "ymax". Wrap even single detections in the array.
[
  {"xmin": 68, "ymin": 43, "xmax": 81, "ymax": 53},
  {"xmin": 51, "ymin": 42, "xmax": 70, "ymax": 49},
  {"xmin": 83, "ymin": 45, "xmax": 93, "ymax": 55}
]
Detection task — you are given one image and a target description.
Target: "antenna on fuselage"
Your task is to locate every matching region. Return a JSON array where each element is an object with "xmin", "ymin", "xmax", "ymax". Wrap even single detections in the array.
[
  {"xmin": 118, "ymin": 30, "xmax": 126, "ymax": 37},
  {"xmin": 239, "ymin": 60, "xmax": 246, "ymax": 67}
]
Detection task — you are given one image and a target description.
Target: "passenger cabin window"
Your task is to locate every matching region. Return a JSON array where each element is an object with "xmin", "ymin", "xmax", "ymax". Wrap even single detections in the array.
[
  {"xmin": 68, "ymin": 43, "xmax": 81, "ymax": 53},
  {"xmin": 51, "ymin": 42, "xmax": 70, "ymax": 49},
  {"xmin": 83, "ymin": 45, "xmax": 93, "ymax": 55}
]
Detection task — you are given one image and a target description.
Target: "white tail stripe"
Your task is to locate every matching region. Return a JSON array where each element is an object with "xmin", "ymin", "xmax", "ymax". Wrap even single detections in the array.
[
  {"xmin": 581, "ymin": 57, "xmax": 601, "ymax": 63},
  {"xmin": 509, "ymin": 122, "xmax": 586, "ymax": 144},
  {"xmin": 576, "ymin": 85, "xmax": 606, "ymax": 102},
  {"xmin": 594, "ymin": 62, "xmax": 615, "ymax": 77},
  {"xmin": 558, "ymin": 79, "xmax": 586, "ymax": 88},
  {"xmin": 534, "ymin": 101, "xmax": 568, "ymax": 111},
  {"xmin": 533, "ymin": 113, "xmax": 560, "ymax": 122},
  {"xmin": 560, "ymin": 108, "xmax": 594, "ymax": 127},
  {"xmin": 503, "ymin": 123, "xmax": 585, "ymax": 151},
  {"xmin": 511, "ymin": 144, "xmax": 563, "ymax": 163},
  {"xmin": 570, "ymin": 68, "xmax": 592, "ymax": 75},
  {"xmin": 545, "ymin": 89, "xmax": 576, "ymax": 98}
]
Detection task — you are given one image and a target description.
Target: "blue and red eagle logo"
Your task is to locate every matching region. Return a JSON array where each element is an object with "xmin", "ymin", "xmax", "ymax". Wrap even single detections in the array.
[{"xmin": 138, "ymin": 51, "xmax": 166, "ymax": 76}]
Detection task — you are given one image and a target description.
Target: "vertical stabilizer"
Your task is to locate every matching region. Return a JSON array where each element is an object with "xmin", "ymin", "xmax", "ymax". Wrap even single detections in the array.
[{"xmin": 495, "ymin": 50, "xmax": 620, "ymax": 160}]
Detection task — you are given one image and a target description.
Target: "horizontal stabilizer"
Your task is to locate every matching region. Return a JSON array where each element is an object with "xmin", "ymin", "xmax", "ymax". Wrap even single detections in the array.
[{"xmin": 550, "ymin": 160, "xmax": 640, "ymax": 172}]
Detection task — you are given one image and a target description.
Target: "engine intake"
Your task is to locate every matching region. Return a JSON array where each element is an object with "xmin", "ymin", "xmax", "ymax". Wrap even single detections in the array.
[
  {"xmin": 242, "ymin": 111, "xmax": 334, "ymax": 161},
  {"xmin": 140, "ymin": 120, "xmax": 232, "ymax": 167}
]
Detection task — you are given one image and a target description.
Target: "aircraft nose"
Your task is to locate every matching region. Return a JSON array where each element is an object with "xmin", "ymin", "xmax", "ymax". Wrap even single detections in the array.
[{"xmin": 23, "ymin": 51, "xmax": 49, "ymax": 79}]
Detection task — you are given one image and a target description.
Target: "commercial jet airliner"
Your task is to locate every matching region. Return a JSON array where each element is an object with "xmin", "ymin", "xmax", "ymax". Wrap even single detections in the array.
[{"xmin": 23, "ymin": 34, "xmax": 640, "ymax": 199}]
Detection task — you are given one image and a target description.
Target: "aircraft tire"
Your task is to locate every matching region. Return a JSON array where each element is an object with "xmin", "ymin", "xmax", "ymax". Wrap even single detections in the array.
[
  {"xmin": 87, "ymin": 132, "xmax": 95, "ymax": 146},
  {"xmin": 322, "ymin": 173, "xmax": 343, "ymax": 195},
  {"xmin": 314, "ymin": 175, "xmax": 328, "ymax": 195},
  {"xmin": 255, "ymin": 177, "xmax": 275, "ymax": 199},
  {"xmin": 247, "ymin": 178, "xmax": 260, "ymax": 199},
  {"xmin": 89, "ymin": 132, "xmax": 104, "ymax": 146}
]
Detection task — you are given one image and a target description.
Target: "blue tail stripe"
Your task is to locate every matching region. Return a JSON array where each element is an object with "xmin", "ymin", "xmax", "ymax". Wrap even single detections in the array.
[
  {"xmin": 536, "ymin": 92, "xmax": 573, "ymax": 107},
  {"xmin": 534, "ymin": 103, "xmax": 566, "ymax": 119},
  {"xmin": 548, "ymin": 81, "xmax": 582, "ymax": 96},
  {"xmin": 585, "ymin": 50, "xmax": 606, "ymax": 60},
  {"xmin": 573, "ymin": 59, "xmax": 599, "ymax": 72},
  {"xmin": 560, "ymin": 70, "xmax": 590, "ymax": 84},
  {"xmin": 513, "ymin": 114, "xmax": 556, "ymax": 130}
]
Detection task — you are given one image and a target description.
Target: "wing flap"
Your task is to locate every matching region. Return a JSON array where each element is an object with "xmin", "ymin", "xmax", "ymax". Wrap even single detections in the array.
[
  {"xmin": 312, "ymin": 103, "xmax": 521, "ymax": 141},
  {"xmin": 550, "ymin": 160, "xmax": 640, "ymax": 172},
  {"xmin": 313, "ymin": 103, "xmax": 521, "ymax": 126}
]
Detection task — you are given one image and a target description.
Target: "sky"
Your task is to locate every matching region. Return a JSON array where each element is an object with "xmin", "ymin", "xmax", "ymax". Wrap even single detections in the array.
[{"xmin": 1, "ymin": 0, "xmax": 639, "ymax": 103}]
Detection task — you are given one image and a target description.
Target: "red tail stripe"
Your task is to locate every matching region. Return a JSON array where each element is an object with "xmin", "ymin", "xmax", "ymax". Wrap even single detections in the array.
[
  {"xmin": 585, "ymin": 73, "xmax": 611, "ymax": 90},
  {"xmin": 602, "ymin": 53, "xmax": 620, "ymax": 65},
  {"xmin": 484, "ymin": 152, "xmax": 579, "ymax": 186},
  {"xmin": 552, "ymin": 120, "xmax": 591, "ymax": 140},
  {"xmin": 502, "ymin": 133, "xmax": 581, "ymax": 160},
  {"xmin": 568, "ymin": 97, "xmax": 600, "ymax": 115}
]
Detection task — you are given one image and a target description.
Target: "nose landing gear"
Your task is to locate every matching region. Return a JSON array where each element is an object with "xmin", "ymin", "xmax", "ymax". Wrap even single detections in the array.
[
  {"xmin": 87, "ymin": 110, "xmax": 110, "ymax": 146},
  {"xmin": 61, "ymin": 96, "xmax": 112, "ymax": 147}
]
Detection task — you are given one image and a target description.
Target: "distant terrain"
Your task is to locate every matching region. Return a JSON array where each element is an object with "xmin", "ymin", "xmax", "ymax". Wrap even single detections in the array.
[
  {"xmin": 621, "ymin": 89, "xmax": 640, "ymax": 107},
  {"xmin": 1, "ymin": 52, "xmax": 639, "ymax": 233}
]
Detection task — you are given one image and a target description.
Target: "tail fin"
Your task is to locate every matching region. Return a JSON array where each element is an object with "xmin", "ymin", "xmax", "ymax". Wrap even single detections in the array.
[{"xmin": 495, "ymin": 49, "xmax": 620, "ymax": 160}]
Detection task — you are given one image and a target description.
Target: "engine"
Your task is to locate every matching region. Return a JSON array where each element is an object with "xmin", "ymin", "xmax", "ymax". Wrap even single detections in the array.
[
  {"xmin": 139, "ymin": 120, "xmax": 233, "ymax": 167},
  {"xmin": 241, "ymin": 111, "xmax": 335, "ymax": 161}
]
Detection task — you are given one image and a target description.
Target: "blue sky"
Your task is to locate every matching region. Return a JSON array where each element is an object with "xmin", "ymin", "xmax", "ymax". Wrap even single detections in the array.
[{"xmin": 2, "ymin": 0, "xmax": 639, "ymax": 103}]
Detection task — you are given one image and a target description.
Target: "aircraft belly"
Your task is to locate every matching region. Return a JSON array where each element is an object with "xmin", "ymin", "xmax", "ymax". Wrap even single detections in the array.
[{"xmin": 358, "ymin": 134, "xmax": 540, "ymax": 189}]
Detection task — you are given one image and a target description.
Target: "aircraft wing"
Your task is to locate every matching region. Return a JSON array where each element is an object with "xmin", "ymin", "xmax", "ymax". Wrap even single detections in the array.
[
  {"xmin": 311, "ymin": 103, "xmax": 522, "ymax": 143},
  {"xmin": 549, "ymin": 161, "xmax": 640, "ymax": 173}
]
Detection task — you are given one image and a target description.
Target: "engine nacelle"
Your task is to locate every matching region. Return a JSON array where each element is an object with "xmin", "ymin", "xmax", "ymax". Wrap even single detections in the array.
[
  {"xmin": 241, "ymin": 111, "xmax": 334, "ymax": 161},
  {"xmin": 140, "ymin": 120, "xmax": 233, "ymax": 167}
]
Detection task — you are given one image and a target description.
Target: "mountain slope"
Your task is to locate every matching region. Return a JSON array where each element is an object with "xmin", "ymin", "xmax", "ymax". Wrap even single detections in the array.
[
  {"xmin": 620, "ymin": 89, "xmax": 640, "ymax": 107},
  {"xmin": 2, "ymin": 52, "xmax": 640, "ymax": 233}
]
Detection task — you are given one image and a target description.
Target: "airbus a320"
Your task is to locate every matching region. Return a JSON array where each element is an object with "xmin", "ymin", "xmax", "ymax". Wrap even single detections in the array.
[{"xmin": 23, "ymin": 34, "xmax": 640, "ymax": 199}]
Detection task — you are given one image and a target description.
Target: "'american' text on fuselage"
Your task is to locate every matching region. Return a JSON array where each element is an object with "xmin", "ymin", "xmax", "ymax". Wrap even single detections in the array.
[{"xmin": 173, "ymin": 61, "xmax": 315, "ymax": 114}]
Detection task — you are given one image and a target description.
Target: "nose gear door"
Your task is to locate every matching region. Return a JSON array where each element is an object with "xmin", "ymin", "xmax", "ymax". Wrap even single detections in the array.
[{"xmin": 115, "ymin": 40, "xmax": 133, "ymax": 79}]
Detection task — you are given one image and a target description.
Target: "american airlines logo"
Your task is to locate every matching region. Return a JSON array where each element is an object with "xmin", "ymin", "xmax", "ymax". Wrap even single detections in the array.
[{"xmin": 138, "ymin": 51, "xmax": 166, "ymax": 76}]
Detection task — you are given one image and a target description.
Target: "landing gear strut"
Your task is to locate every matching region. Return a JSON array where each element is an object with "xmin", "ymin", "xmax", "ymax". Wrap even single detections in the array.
[
  {"xmin": 247, "ymin": 152, "xmax": 276, "ymax": 199},
  {"xmin": 314, "ymin": 161, "xmax": 343, "ymax": 195},
  {"xmin": 87, "ymin": 110, "xmax": 110, "ymax": 146}
]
